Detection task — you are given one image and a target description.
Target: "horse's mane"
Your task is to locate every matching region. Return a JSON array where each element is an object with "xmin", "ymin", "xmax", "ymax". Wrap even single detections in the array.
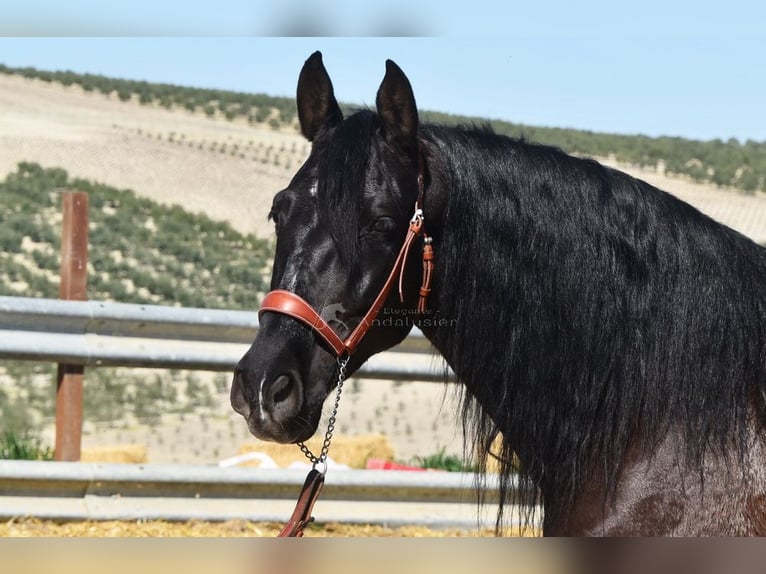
[
  {"xmin": 421, "ymin": 123, "xmax": 766, "ymax": 530},
  {"xmin": 315, "ymin": 110, "xmax": 766, "ymax": 530}
]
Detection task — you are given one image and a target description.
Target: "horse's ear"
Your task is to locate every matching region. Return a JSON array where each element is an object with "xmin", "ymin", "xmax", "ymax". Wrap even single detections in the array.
[
  {"xmin": 376, "ymin": 59, "xmax": 419, "ymax": 158},
  {"xmin": 296, "ymin": 51, "xmax": 343, "ymax": 142}
]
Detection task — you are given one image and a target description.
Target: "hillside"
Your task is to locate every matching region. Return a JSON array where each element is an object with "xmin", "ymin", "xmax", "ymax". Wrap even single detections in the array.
[
  {"xmin": 0, "ymin": 162, "xmax": 277, "ymax": 452},
  {"xmin": 2, "ymin": 67, "xmax": 766, "ymax": 247},
  {"xmin": 0, "ymin": 162, "xmax": 271, "ymax": 308},
  {"xmin": 2, "ymin": 64, "xmax": 765, "ymax": 194},
  {"xmin": 0, "ymin": 72, "xmax": 304, "ymax": 238}
]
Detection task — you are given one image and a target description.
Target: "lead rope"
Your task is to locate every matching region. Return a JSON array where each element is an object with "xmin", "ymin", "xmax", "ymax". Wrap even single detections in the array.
[
  {"xmin": 297, "ymin": 355, "xmax": 350, "ymax": 472},
  {"xmin": 277, "ymin": 356, "xmax": 350, "ymax": 538}
]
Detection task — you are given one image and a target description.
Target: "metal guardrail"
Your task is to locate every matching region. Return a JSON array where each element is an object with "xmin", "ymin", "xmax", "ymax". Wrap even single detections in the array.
[
  {"xmin": 0, "ymin": 296, "xmax": 478, "ymax": 527},
  {"xmin": 0, "ymin": 296, "xmax": 445, "ymax": 380},
  {"xmin": 0, "ymin": 460, "xmax": 516, "ymax": 528}
]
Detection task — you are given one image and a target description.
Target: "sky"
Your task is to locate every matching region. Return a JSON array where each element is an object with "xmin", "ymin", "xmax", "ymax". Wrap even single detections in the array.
[{"xmin": 0, "ymin": 1, "xmax": 764, "ymax": 142}]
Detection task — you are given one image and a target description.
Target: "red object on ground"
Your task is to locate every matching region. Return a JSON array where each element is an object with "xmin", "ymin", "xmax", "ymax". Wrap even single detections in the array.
[{"xmin": 365, "ymin": 458, "xmax": 427, "ymax": 471}]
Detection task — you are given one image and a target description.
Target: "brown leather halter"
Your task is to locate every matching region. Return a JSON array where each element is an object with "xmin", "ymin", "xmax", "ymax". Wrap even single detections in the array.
[
  {"xmin": 259, "ymin": 203, "xmax": 427, "ymax": 357},
  {"xmin": 258, "ymin": 172, "xmax": 432, "ymax": 359},
  {"xmin": 261, "ymin": 166, "xmax": 433, "ymax": 537}
]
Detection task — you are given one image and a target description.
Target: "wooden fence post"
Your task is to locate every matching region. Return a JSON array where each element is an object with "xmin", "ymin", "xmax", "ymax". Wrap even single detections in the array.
[{"xmin": 54, "ymin": 191, "xmax": 88, "ymax": 461}]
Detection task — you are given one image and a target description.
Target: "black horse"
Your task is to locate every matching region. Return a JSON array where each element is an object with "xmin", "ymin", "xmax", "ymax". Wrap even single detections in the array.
[{"xmin": 231, "ymin": 51, "xmax": 766, "ymax": 535}]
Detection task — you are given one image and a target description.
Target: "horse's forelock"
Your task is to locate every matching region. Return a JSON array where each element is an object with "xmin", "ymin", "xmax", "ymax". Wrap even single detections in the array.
[{"xmin": 314, "ymin": 110, "xmax": 379, "ymax": 266}]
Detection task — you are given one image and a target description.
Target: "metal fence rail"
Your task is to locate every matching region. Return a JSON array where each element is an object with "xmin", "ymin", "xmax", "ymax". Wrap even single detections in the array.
[
  {"xmin": 0, "ymin": 460, "xmax": 521, "ymax": 529},
  {"xmin": 0, "ymin": 295, "xmax": 445, "ymax": 380}
]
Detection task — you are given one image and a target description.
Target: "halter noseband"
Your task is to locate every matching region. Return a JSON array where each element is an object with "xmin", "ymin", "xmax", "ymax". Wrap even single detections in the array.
[{"xmin": 258, "ymin": 167, "xmax": 432, "ymax": 359}]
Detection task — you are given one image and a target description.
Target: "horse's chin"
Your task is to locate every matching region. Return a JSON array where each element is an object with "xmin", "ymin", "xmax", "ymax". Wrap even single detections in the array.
[
  {"xmin": 246, "ymin": 422, "xmax": 315, "ymax": 445},
  {"xmin": 245, "ymin": 412, "xmax": 319, "ymax": 445}
]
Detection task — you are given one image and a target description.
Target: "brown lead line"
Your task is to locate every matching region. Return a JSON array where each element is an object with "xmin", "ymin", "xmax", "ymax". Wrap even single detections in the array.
[{"xmin": 276, "ymin": 469, "xmax": 326, "ymax": 537}]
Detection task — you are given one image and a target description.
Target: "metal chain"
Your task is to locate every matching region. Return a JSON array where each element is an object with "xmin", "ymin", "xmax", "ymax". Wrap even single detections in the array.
[{"xmin": 297, "ymin": 355, "xmax": 350, "ymax": 473}]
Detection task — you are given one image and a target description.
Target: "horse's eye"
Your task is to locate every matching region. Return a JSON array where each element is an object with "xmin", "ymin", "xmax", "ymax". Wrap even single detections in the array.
[
  {"xmin": 268, "ymin": 209, "xmax": 280, "ymax": 229},
  {"xmin": 371, "ymin": 217, "xmax": 396, "ymax": 234}
]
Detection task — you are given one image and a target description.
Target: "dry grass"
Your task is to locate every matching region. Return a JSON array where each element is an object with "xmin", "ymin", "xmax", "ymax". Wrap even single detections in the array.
[
  {"xmin": 80, "ymin": 444, "xmax": 148, "ymax": 464},
  {"xmin": 0, "ymin": 517, "xmax": 515, "ymax": 537},
  {"xmin": 237, "ymin": 434, "xmax": 395, "ymax": 469}
]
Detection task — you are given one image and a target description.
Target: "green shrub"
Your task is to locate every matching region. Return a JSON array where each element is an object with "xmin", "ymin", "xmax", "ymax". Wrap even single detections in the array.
[
  {"xmin": 0, "ymin": 429, "xmax": 53, "ymax": 460},
  {"xmin": 412, "ymin": 448, "xmax": 475, "ymax": 472},
  {"xmin": 0, "ymin": 163, "xmax": 273, "ymax": 309}
]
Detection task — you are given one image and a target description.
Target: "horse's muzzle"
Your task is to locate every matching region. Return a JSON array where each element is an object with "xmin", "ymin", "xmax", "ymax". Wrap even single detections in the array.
[{"xmin": 230, "ymin": 366, "xmax": 308, "ymax": 443}]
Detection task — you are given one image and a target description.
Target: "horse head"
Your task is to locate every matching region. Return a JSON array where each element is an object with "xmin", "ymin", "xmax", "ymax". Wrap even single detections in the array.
[{"xmin": 231, "ymin": 52, "xmax": 426, "ymax": 443}]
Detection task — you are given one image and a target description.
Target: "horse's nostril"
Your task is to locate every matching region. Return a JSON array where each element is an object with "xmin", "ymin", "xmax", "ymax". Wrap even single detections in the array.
[
  {"xmin": 270, "ymin": 375, "xmax": 294, "ymax": 405},
  {"xmin": 230, "ymin": 369, "xmax": 251, "ymax": 419},
  {"xmin": 263, "ymin": 374, "xmax": 302, "ymax": 421}
]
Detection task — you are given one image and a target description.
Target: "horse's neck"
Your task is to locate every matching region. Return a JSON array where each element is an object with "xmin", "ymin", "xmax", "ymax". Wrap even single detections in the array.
[{"xmin": 416, "ymin": 142, "xmax": 571, "ymax": 502}]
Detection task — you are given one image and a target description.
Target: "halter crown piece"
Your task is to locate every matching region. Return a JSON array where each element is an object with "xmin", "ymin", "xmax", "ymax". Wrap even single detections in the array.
[{"xmin": 260, "ymin": 159, "xmax": 432, "ymax": 537}]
